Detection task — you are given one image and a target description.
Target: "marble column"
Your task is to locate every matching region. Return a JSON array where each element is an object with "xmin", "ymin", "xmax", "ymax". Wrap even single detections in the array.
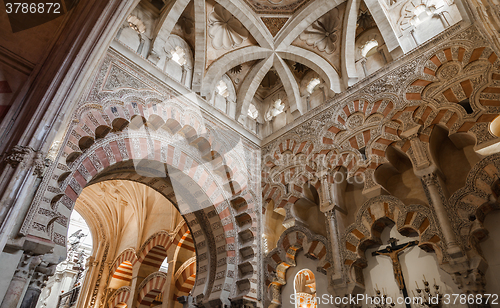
[
  {"xmin": 318, "ymin": 172, "xmax": 344, "ymax": 284},
  {"xmin": 324, "ymin": 209, "xmax": 344, "ymax": 284},
  {"xmin": 421, "ymin": 172, "xmax": 463, "ymax": 258},
  {"xmin": 0, "ymin": 253, "xmax": 41, "ymax": 308}
]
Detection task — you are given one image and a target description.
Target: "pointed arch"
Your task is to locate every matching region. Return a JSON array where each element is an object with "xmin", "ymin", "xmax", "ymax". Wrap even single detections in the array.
[{"xmin": 235, "ymin": 55, "xmax": 275, "ymax": 119}]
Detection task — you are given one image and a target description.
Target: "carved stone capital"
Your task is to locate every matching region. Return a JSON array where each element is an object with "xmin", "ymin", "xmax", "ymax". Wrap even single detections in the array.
[
  {"xmin": 14, "ymin": 253, "xmax": 42, "ymax": 280},
  {"xmin": 4, "ymin": 146, "xmax": 35, "ymax": 169},
  {"xmin": 421, "ymin": 172, "xmax": 439, "ymax": 186},
  {"xmin": 324, "ymin": 208, "xmax": 336, "ymax": 220},
  {"xmin": 32, "ymin": 153, "xmax": 49, "ymax": 178},
  {"xmin": 452, "ymin": 268, "xmax": 486, "ymax": 294}
]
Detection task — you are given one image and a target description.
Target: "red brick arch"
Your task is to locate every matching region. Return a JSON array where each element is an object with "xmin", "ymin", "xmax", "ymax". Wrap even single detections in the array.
[
  {"xmin": 137, "ymin": 272, "xmax": 168, "ymax": 308},
  {"xmin": 27, "ymin": 127, "xmax": 240, "ymax": 301},
  {"xmin": 173, "ymin": 258, "xmax": 196, "ymax": 301},
  {"xmin": 108, "ymin": 286, "xmax": 131, "ymax": 308},
  {"xmin": 109, "ymin": 248, "xmax": 138, "ymax": 277}
]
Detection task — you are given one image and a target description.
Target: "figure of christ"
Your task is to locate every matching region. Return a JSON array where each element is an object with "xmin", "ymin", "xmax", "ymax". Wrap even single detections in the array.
[{"xmin": 372, "ymin": 242, "xmax": 413, "ymax": 290}]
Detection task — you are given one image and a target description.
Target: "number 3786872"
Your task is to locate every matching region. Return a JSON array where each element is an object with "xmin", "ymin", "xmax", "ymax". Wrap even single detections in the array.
[{"xmin": 5, "ymin": 2, "xmax": 61, "ymax": 14}]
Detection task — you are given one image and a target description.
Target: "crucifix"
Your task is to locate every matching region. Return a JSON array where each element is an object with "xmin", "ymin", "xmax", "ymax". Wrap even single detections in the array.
[{"xmin": 372, "ymin": 238, "xmax": 419, "ymax": 308}]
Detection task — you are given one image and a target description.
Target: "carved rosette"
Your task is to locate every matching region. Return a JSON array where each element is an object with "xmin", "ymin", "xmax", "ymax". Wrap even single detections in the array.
[
  {"xmin": 299, "ymin": 8, "xmax": 340, "ymax": 54},
  {"xmin": 208, "ymin": 4, "xmax": 249, "ymax": 50}
]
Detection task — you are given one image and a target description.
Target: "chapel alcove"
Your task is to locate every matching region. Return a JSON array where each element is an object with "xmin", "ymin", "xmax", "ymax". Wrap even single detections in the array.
[
  {"xmin": 362, "ymin": 223, "xmax": 465, "ymax": 307},
  {"xmin": 294, "ymin": 269, "xmax": 317, "ymax": 308}
]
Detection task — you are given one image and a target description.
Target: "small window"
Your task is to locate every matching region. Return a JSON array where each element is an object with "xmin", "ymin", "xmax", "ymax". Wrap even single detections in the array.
[
  {"xmin": 159, "ymin": 258, "xmax": 169, "ymax": 273},
  {"xmin": 262, "ymin": 235, "xmax": 269, "ymax": 254},
  {"xmin": 266, "ymin": 99, "xmax": 285, "ymax": 121},
  {"xmin": 248, "ymin": 104, "xmax": 258, "ymax": 119},
  {"xmin": 171, "ymin": 46, "xmax": 187, "ymax": 66},
  {"xmin": 216, "ymin": 80, "xmax": 230, "ymax": 98},
  {"xmin": 306, "ymin": 78, "xmax": 321, "ymax": 94},
  {"xmin": 361, "ymin": 39, "xmax": 379, "ymax": 58}
]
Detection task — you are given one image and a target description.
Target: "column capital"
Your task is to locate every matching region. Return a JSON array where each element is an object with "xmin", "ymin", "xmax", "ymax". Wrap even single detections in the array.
[
  {"xmin": 421, "ymin": 172, "xmax": 439, "ymax": 186},
  {"xmin": 14, "ymin": 253, "xmax": 42, "ymax": 280},
  {"xmin": 3, "ymin": 146, "xmax": 35, "ymax": 169}
]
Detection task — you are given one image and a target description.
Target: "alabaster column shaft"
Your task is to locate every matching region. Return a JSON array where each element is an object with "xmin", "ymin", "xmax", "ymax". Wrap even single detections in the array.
[
  {"xmin": 325, "ymin": 209, "xmax": 343, "ymax": 282},
  {"xmin": 422, "ymin": 173, "xmax": 462, "ymax": 257}
]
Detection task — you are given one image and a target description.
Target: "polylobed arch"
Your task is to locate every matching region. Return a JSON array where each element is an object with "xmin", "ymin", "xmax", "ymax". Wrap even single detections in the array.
[
  {"xmin": 449, "ymin": 153, "xmax": 500, "ymax": 245},
  {"xmin": 342, "ymin": 195, "xmax": 443, "ymax": 290},
  {"xmin": 61, "ymin": 99, "xmax": 246, "ymax": 186},
  {"xmin": 264, "ymin": 227, "xmax": 331, "ymax": 307}
]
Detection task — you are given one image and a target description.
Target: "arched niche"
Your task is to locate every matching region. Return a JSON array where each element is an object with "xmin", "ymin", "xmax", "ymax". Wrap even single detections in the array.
[
  {"xmin": 281, "ymin": 254, "xmax": 328, "ymax": 308},
  {"xmin": 299, "ymin": 70, "xmax": 326, "ymax": 111},
  {"xmin": 429, "ymin": 126, "xmax": 482, "ymax": 196},
  {"xmin": 213, "ymin": 74, "xmax": 237, "ymax": 118},
  {"xmin": 161, "ymin": 34, "xmax": 193, "ymax": 88},
  {"xmin": 355, "ymin": 28, "xmax": 391, "ymax": 79},
  {"xmin": 363, "ymin": 223, "xmax": 465, "ymax": 305},
  {"xmin": 374, "ymin": 146, "xmax": 427, "ymax": 206}
]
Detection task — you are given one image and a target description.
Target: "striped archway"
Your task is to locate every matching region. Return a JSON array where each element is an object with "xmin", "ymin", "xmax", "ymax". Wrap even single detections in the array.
[
  {"xmin": 108, "ymin": 286, "xmax": 131, "ymax": 308},
  {"xmin": 25, "ymin": 128, "xmax": 241, "ymax": 302},
  {"xmin": 137, "ymin": 272, "xmax": 168, "ymax": 308},
  {"xmin": 173, "ymin": 257, "xmax": 196, "ymax": 306},
  {"xmin": 109, "ymin": 261, "xmax": 133, "ymax": 289}
]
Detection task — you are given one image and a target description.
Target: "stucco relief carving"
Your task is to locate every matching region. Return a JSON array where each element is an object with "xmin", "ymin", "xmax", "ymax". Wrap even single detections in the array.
[
  {"xmin": 299, "ymin": 8, "xmax": 340, "ymax": 54},
  {"xmin": 208, "ymin": 5, "xmax": 249, "ymax": 50}
]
